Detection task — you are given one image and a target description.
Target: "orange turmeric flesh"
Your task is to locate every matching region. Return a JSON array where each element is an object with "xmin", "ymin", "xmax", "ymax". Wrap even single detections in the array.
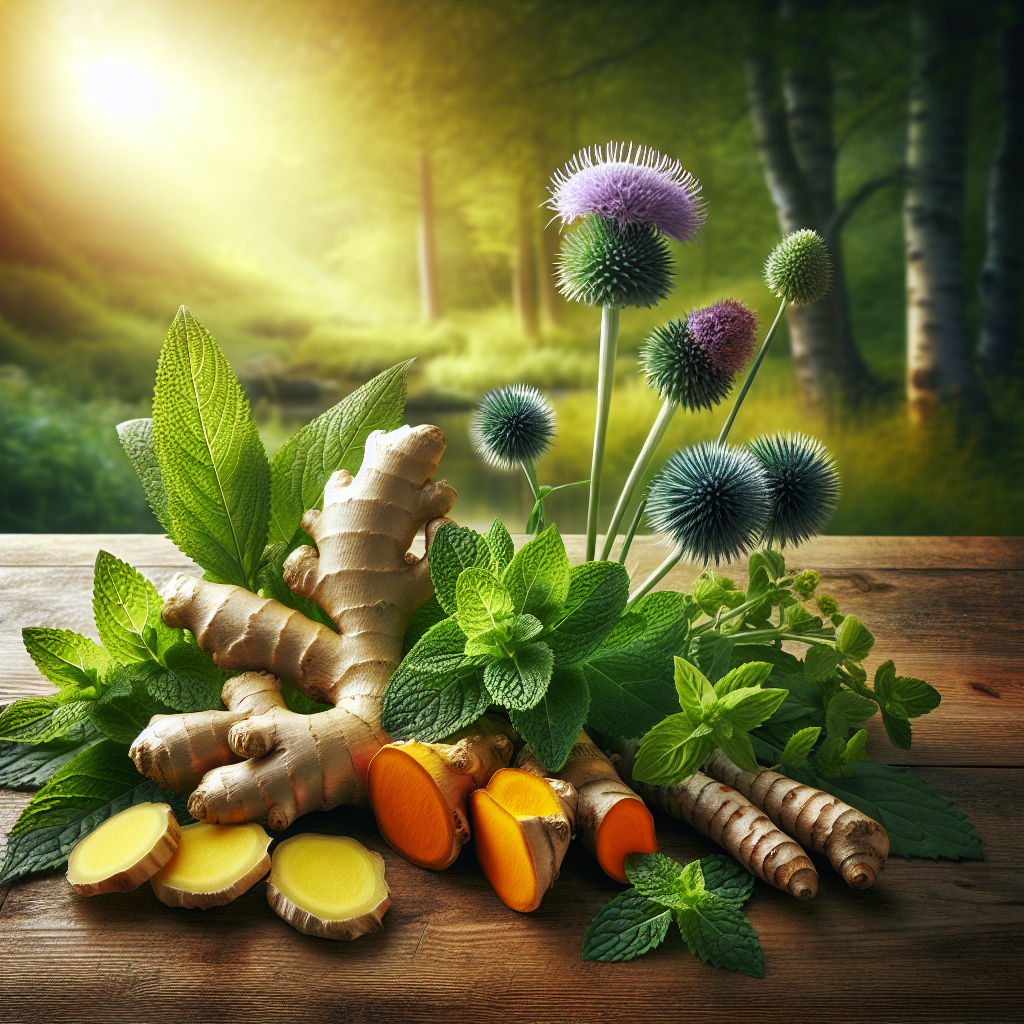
[{"xmin": 596, "ymin": 797, "xmax": 658, "ymax": 884}]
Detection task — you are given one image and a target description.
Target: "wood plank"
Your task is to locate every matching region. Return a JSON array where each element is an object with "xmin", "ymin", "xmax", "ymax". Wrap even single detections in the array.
[{"xmin": 1, "ymin": 768, "xmax": 1018, "ymax": 1023}]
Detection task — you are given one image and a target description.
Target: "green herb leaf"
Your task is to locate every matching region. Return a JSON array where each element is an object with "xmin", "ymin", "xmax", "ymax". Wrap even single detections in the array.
[
  {"xmin": 675, "ymin": 897, "xmax": 764, "ymax": 978},
  {"xmin": 484, "ymin": 642, "xmax": 554, "ymax": 711},
  {"xmin": 21, "ymin": 628, "xmax": 112, "ymax": 702},
  {"xmin": 625, "ymin": 852, "xmax": 706, "ymax": 910},
  {"xmin": 825, "ymin": 689, "xmax": 878, "ymax": 738},
  {"xmin": 699, "ymin": 854, "xmax": 756, "ymax": 905},
  {"xmin": 153, "ymin": 307, "xmax": 270, "ymax": 589},
  {"xmin": 486, "ymin": 519, "xmax": 515, "ymax": 572},
  {"xmin": 545, "ymin": 561, "xmax": 629, "ymax": 665},
  {"xmin": 835, "ymin": 614, "xmax": 874, "ymax": 661},
  {"xmin": 116, "ymin": 417, "xmax": 172, "ymax": 535},
  {"xmin": 632, "ymin": 709, "xmax": 715, "ymax": 785},
  {"xmin": 804, "ymin": 644, "xmax": 839, "ymax": 682},
  {"xmin": 501, "ymin": 524, "xmax": 570, "ymax": 626},
  {"xmin": 873, "ymin": 660, "xmax": 941, "ymax": 722},
  {"xmin": 783, "ymin": 603, "xmax": 823, "ymax": 634},
  {"xmin": 714, "ymin": 661, "xmax": 773, "ymax": 698},
  {"xmin": 692, "ymin": 573, "xmax": 746, "ymax": 616},
  {"xmin": 674, "ymin": 656, "xmax": 715, "ymax": 710},
  {"xmin": 718, "ymin": 685, "xmax": 787, "ymax": 732},
  {"xmin": 464, "ymin": 614, "xmax": 544, "ymax": 658},
  {"xmin": 509, "ymin": 663, "xmax": 590, "ymax": 771},
  {"xmin": 0, "ymin": 698, "xmax": 95, "ymax": 744},
  {"xmin": 87, "ymin": 664, "xmax": 175, "ymax": 745},
  {"xmin": 582, "ymin": 649, "xmax": 680, "ymax": 739},
  {"xmin": 603, "ymin": 590, "xmax": 693, "ymax": 658},
  {"xmin": 881, "ymin": 710, "xmax": 913, "ymax": 749},
  {"xmin": 429, "ymin": 524, "xmax": 493, "ymax": 616},
  {"xmin": 0, "ymin": 734, "xmax": 103, "ymax": 791},
  {"xmin": 748, "ymin": 549, "xmax": 786, "ymax": 582},
  {"xmin": 267, "ymin": 361, "xmax": 409, "ymax": 546},
  {"xmin": 403, "ymin": 596, "xmax": 447, "ymax": 656},
  {"xmin": 777, "ymin": 726, "xmax": 821, "ymax": 769},
  {"xmin": 92, "ymin": 550, "xmax": 172, "ymax": 665},
  {"xmin": 581, "ymin": 888, "xmax": 673, "ymax": 962},
  {"xmin": 712, "ymin": 727, "xmax": 761, "ymax": 774},
  {"xmin": 456, "ymin": 568, "xmax": 514, "ymax": 638}
]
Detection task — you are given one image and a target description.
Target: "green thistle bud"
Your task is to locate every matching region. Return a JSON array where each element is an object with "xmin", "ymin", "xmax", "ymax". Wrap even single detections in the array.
[
  {"xmin": 793, "ymin": 569, "xmax": 820, "ymax": 600},
  {"xmin": 816, "ymin": 594, "xmax": 841, "ymax": 623},
  {"xmin": 763, "ymin": 229, "xmax": 833, "ymax": 305}
]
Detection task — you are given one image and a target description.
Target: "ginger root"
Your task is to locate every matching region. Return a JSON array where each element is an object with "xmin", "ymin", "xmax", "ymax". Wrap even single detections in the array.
[
  {"xmin": 470, "ymin": 767, "xmax": 577, "ymax": 912},
  {"xmin": 67, "ymin": 802, "xmax": 180, "ymax": 896},
  {"xmin": 150, "ymin": 822, "xmax": 271, "ymax": 909},
  {"xmin": 366, "ymin": 731, "xmax": 513, "ymax": 870},
  {"xmin": 267, "ymin": 834, "xmax": 390, "ymax": 940},
  {"xmin": 556, "ymin": 731, "xmax": 657, "ymax": 883},
  {"xmin": 704, "ymin": 749, "xmax": 889, "ymax": 889},
  {"xmin": 130, "ymin": 425, "xmax": 456, "ymax": 832}
]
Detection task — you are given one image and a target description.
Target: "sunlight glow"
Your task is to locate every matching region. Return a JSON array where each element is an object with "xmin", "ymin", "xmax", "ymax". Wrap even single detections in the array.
[{"xmin": 81, "ymin": 57, "xmax": 165, "ymax": 120}]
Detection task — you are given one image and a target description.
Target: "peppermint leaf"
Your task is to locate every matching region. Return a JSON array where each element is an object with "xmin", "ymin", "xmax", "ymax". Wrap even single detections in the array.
[
  {"xmin": 486, "ymin": 519, "xmax": 515, "ymax": 572},
  {"xmin": 692, "ymin": 573, "xmax": 746, "ymax": 615},
  {"xmin": 632, "ymin": 710, "xmax": 715, "ymax": 785},
  {"xmin": 881, "ymin": 710, "xmax": 913, "ymax": 750},
  {"xmin": 825, "ymin": 689, "xmax": 878, "ymax": 738},
  {"xmin": 0, "ymin": 734, "xmax": 104, "ymax": 790},
  {"xmin": 835, "ymin": 614, "xmax": 874, "ymax": 661},
  {"xmin": 718, "ymin": 685, "xmax": 788, "ymax": 732},
  {"xmin": 603, "ymin": 590, "xmax": 693, "ymax": 658},
  {"xmin": 116, "ymin": 417, "xmax": 172, "ymax": 535},
  {"xmin": 403, "ymin": 596, "xmax": 448, "ymax": 656},
  {"xmin": 483, "ymin": 642, "xmax": 554, "ymax": 710},
  {"xmin": 0, "ymin": 699, "xmax": 96, "ymax": 744},
  {"xmin": 545, "ymin": 561, "xmax": 629, "ymax": 665},
  {"xmin": 713, "ymin": 727, "xmax": 761, "ymax": 774},
  {"xmin": 92, "ymin": 551, "xmax": 171, "ymax": 665},
  {"xmin": 456, "ymin": 568, "xmax": 514, "ymax": 638},
  {"xmin": 674, "ymin": 656, "xmax": 715, "ymax": 710},
  {"xmin": 582, "ymin": 649, "xmax": 680, "ymax": 739},
  {"xmin": 509, "ymin": 663, "xmax": 589, "ymax": 771},
  {"xmin": 581, "ymin": 888, "xmax": 672, "ymax": 962},
  {"xmin": 714, "ymin": 661, "xmax": 773, "ymax": 698},
  {"xmin": 699, "ymin": 854, "xmax": 756, "ymax": 905},
  {"xmin": 624, "ymin": 852, "xmax": 705, "ymax": 910},
  {"xmin": 777, "ymin": 726, "xmax": 821, "ymax": 769},
  {"xmin": 87, "ymin": 664, "xmax": 175, "ymax": 745},
  {"xmin": 675, "ymin": 897, "xmax": 764, "ymax": 978},
  {"xmin": 21, "ymin": 628, "xmax": 112, "ymax": 702},
  {"xmin": 689, "ymin": 631, "xmax": 736, "ymax": 684},
  {"xmin": 804, "ymin": 644, "xmax": 839, "ymax": 682},
  {"xmin": 501, "ymin": 524, "xmax": 570, "ymax": 626},
  {"xmin": 430, "ymin": 524, "xmax": 493, "ymax": 616}
]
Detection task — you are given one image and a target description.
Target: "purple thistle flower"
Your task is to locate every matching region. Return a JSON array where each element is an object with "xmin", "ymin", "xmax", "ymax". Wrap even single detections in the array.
[
  {"xmin": 548, "ymin": 142, "xmax": 707, "ymax": 243},
  {"xmin": 686, "ymin": 298, "xmax": 758, "ymax": 376}
]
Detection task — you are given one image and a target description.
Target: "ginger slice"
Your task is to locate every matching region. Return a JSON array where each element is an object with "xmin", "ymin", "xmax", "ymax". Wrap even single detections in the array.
[
  {"xmin": 366, "ymin": 732, "xmax": 513, "ymax": 870},
  {"xmin": 150, "ymin": 822, "xmax": 271, "ymax": 909},
  {"xmin": 67, "ymin": 802, "xmax": 180, "ymax": 896},
  {"xmin": 266, "ymin": 834, "xmax": 390, "ymax": 940},
  {"xmin": 470, "ymin": 768, "xmax": 574, "ymax": 912}
]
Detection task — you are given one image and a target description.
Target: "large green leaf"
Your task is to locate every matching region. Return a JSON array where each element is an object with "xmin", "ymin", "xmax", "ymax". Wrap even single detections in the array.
[
  {"xmin": 545, "ymin": 561, "xmax": 629, "ymax": 665},
  {"xmin": 455, "ymin": 568, "xmax": 514, "ymax": 639},
  {"xmin": 583, "ymin": 649, "xmax": 680, "ymax": 739},
  {"xmin": 0, "ymin": 734, "xmax": 104, "ymax": 791},
  {"xmin": 509, "ymin": 663, "xmax": 589, "ymax": 771},
  {"xmin": 153, "ymin": 306, "xmax": 270, "ymax": 589},
  {"xmin": 675, "ymin": 898, "xmax": 764, "ymax": 978},
  {"xmin": 501, "ymin": 524, "xmax": 570, "ymax": 626},
  {"xmin": 87, "ymin": 665, "xmax": 177, "ymax": 745},
  {"xmin": 483, "ymin": 642, "xmax": 554, "ymax": 710},
  {"xmin": 582, "ymin": 889, "xmax": 673, "ymax": 962},
  {"xmin": 0, "ymin": 698, "xmax": 95, "ymax": 744},
  {"xmin": 267, "ymin": 361, "xmax": 411, "ymax": 546},
  {"xmin": 429, "ymin": 524, "xmax": 492, "ymax": 616},
  {"xmin": 92, "ymin": 551, "xmax": 172, "ymax": 664},
  {"xmin": 21, "ymin": 628, "xmax": 112, "ymax": 702},
  {"xmin": 116, "ymin": 417, "xmax": 172, "ymax": 534}
]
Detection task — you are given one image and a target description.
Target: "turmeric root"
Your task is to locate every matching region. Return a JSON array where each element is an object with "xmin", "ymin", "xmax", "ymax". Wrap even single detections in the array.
[
  {"xmin": 150, "ymin": 822, "xmax": 271, "ymax": 909},
  {"xmin": 470, "ymin": 767, "xmax": 576, "ymax": 912},
  {"xmin": 611, "ymin": 741, "xmax": 818, "ymax": 901},
  {"xmin": 555, "ymin": 731, "xmax": 657, "ymax": 884},
  {"xmin": 266, "ymin": 834, "xmax": 390, "ymax": 940},
  {"xmin": 130, "ymin": 425, "xmax": 456, "ymax": 831},
  {"xmin": 66, "ymin": 802, "xmax": 180, "ymax": 896},
  {"xmin": 704, "ymin": 750, "xmax": 889, "ymax": 889},
  {"xmin": 366, "ymin": 732, "xmax": 513, "ymax": 870}
]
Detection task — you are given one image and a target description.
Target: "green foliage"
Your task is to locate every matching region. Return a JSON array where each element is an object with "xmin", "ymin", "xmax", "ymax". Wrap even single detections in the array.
[
  {"xmin": 116, "ymin": 417, "xmax": 172, "ymax": 534},
  {"xmin": 581, "ymin": 889, "xmax": 673, "ymax": 963},
  {"xmin": 0, "ymin": 735, "xmax": 103, "ymax": 791},
  {"xmin": 502, "ymin": 525, "xmax": 570, "ymax": 626},
  {"xmin": 509, "ymin": 664, "xmax": 590, "ymax": 771},
  {"xmin": 483, "ymin": 643, "xmax": 554, "ymax": 711},
  {"xmin": 544, "ymin": 561, "xmax": 629, "ymax": 665},
  {"xmin": 430, "ymin": 524, "xmax": 494, "ymax": 615},
  {"xmin": 86, "ymin": 664, "xmax": 175, "ymax": 745},
  {"xmin": 21, "ymin": 629, "xmax": 112, "ymax": 703}
]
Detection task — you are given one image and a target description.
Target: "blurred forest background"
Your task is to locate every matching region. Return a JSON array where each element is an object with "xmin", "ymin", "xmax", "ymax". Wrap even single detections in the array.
[{"xmin": 0, "ymin": 0, "xmax": 1021, "ymax": 535}]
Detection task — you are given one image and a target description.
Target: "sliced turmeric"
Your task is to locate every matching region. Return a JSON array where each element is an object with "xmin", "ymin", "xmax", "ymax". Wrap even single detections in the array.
[
  {"xmin": 150, "ymin": 822, "xmax": 271, "ymax": 909},
  {"xmin": 366, "ymin": 732, "xmax": 513, "ymax": 870},
  {"xmin": 704, "ymin": 749, "xmax": 889, "ymax": 889},
  {"xmin": 66, "ymin": 802, "xmax": 180, "ymax": 896},
  {"xmin": 266, "ymin": 834, "xmax": 390, "ymax": 941},
  {"xmin": 470, "ymin": 767, "xmax": 577, "ymax": 912}
]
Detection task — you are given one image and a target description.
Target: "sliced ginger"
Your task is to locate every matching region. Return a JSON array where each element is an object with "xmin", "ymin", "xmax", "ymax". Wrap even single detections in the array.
[
  {"xmin": 267, "ymin": 834, "xmax": 390, "ymax": 940},
  {"xmin": 150, "ymin": 822, "xmax": 271, "ymax": 909},
  {"xmin": 470, "ymin": 768, "xmax": 574, "ymax": 912},
  {"xmin": 67, "ymin": 802, "xmax": 180, "ymax": 896}
]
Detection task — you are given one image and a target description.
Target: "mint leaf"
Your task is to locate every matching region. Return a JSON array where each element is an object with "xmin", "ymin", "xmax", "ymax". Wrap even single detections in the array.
[
  {"xmin": 692, "ymin": 573, "xmax": 745, "ymax": 616},
  {"xmin": 674, "ymin": 656, "xmax": 715, "ymax": 710},
  {"xmin": 881, "ymin": 710, "xmax": 913, "ymax": 750},
  {"xmin": 825, "ymin": 689, "xmax": 877, "ymax": 738},
  {"xmin": 713, "ymin": 727, "xmax": 761, "ymax": 774},
  {"xmin": 465, "ymin": 614, "xmax": 544, "ymax": 658},
  {"xmin": 714, "ymin": 661, "xmax": 773, "ymax": 697},
  {"xmin": 87, "ymin": 664, "xmax": 175, "ymax": 744},
  {"xmin": 783, "ymin": 603, "xmax": 823, "ymax": 633},
  {"xmin": 486, "ymin": 519, "xmax": 515, "ymax": 572},
  {"xmin": 835, "ymin": 614, "xmax": 874, "ymax": 661},
  {"xmin": 21, "ymin": 628, "xmax": 112, "ymax": 702},
  {"xmin": 777, "ymin": 726, "xmax": 821, "ymax": 769},
  {"xmin": 92, "ymin": 550, "xmax": 173, "ymax": 664},
  {"xmin": 633, "ymin": 709, "xmax": 715, "ymax": 785},
  {"xmin": 603, "ymin": 590, "xmax": 693, "ymax": 658},
  {"xmin": 509, "ymin": 663, "xmax": 589, "ymax": 771},
  {"xmin": 403, "ymin": 596, "xmax": 447, "ymax": 655},
  {"xmin": 456, "ymin": 568, "xmax": 514, "ymax": 638},
  {"xmin": 483, "ymin": 642, "xmax": 554, "ymax": 710},
  {"xmin": 0, "ymin": 699, "xmax": 95, "ymax": 744},
  {"xmin": 804, "ymin": 644, "xmax": 839, "ymax": 682},
  {"xmin": 582, "ymin": 888, "xmax": 673, "ymax": 962},
  {"xmin": 675, "ymin": 897, "xmax": 764, "ymax": 978},
  {"xmin": 429, "ymin": 524, "xmax": 493, "ymax": 616},
  {"xmin": 501, "ymin": 524, "xmax": 570, "ymax": 626},
  {"xmin": 690, "ymin": 631, "xmax": 737, "ymax": 684},
  {"xmin": 699, "ymin": 854, "xmax": 755, "ymax": 905},
  {"xmin": 625, "ymin": 852, "xmax": 705, "ymax": 910},
  {"xmin": 718, "ymin": 685, "xmax": 787, "ymax": 732},
  {"xmin": 116, "ymin": 417, "xmax": 172, "ymax": 534},
  {"xmin": 267, "ymin": 361, "xmax": 409, "ymax": 546},
  {"xmin": 874, "ymin": 660, "xmax": 941, "ymax": 722},
  {"xmin": 583, "ymin": 649, "xmax": 680, "ymax": 739},
  {"xmin": 0, "ymin": 734, "xmax": 103, "ymax": 790},
  {"xmin": 545, "ymin": 561, "xmax": 629, "ymax": 665},
  {"xmin": 153, "ymin": 307, "xmax": 270, "ymax": 589},
  {"xmin": 749, "ymin": 549, "xmax": 786, "ymax": 581}
]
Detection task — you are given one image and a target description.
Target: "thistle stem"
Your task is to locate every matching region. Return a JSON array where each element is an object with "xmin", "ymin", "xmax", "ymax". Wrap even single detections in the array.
[
  {"xmin": 586, "ymin": 305, "xmax": 621, "ymax": 561},
  {"xmin": 716, "ymin": 297, "xmax": 787, "ymax": 445},
  {"xmin": 522, "ymin": 460, "xmax": 544, "ymax": 534},
  {"xmin": 625, "ymin": 541, "xmax": 683, "ymax": 607},
  {"xmin": 599, "ymin": 398, "xmax": 677, "ymax": 560},
  {"xmin": 617, "ymin": 492, "xmax": 648, "ymax": 565}
]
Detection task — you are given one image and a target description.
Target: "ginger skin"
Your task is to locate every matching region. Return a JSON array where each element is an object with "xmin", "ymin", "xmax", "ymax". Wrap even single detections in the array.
[{"xmin": 130, "ymin": 425, "xmax": 456, "ymax": 831}]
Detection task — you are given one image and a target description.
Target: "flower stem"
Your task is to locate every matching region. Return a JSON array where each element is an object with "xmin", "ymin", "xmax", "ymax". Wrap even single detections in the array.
[
  {"xmin": 617, "ymin": 492, "xmax": 648, "ymax": 565},
  {"xmin": 599, "ymin": 398, "xmax": 676, "ymax": 561},
  {"xmin": 625, "ymin": 541, "xmax": 683, "ymax": 607},
  {"xmin": 586, "ymin": 305, "xmax": 620, "ymax": 561},
  {"xmin": 716, "ymin": 297, "xmax": 787, "ymax": 446},
  {"xmin": 522, "ymin": 460, "xmax": 544, "ymax": 534}
]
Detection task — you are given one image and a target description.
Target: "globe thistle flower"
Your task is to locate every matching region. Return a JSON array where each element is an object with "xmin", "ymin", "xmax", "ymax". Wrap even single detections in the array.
[
  {"xmin": 557, "ymin": 216, "xmax": 673, "ymax": 309},
  {"xmin": 748, "ymin": 432, "xmax": 841, "ymax": 547},
  {"xmin": 470, "ymin": 384, "xmax": 556, "ymax": 471},
  {"xmin": 548, "ymin": 142, "xmax": 706, "ymax": 243},
  {"xmin": 763, "ymin": 229, "xmax": 833, "ymax": 306},
  {"xmin": 686, "ymin": 299, "xmax": 758, "ymax": 376},
  {"xmin": 646, "ymin": 442, "xmax": 770, "ymax": 565}
]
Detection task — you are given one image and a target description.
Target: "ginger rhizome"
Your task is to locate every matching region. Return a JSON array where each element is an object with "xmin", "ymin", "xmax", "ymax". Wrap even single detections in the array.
[
  {"xmin": 704, "ymin": 750, "xmax": 889, "ymax": 888},
  {"xmin": 150, "ymin": 822, "xmax": 271, "ymax": 909},
  {"xmin": 267, "ymin": 834, "xmax": 390, "ymax": 940},
  {"xmin": 130, "ymin": 426, "xmax": 456, "ymax": 831},
  {"xmin": 66, "ymin": 802, "xmax": 180, "ymax": 896},
  {"xmin": 555, "ymin": 731, "xmax": 657, "ymax": 883},
  {"xmin": 470, "ymin": 766, "xmax": 577, "ymax": 912},
  {"xmin": 366, "ymin": 732, "xmax": 513, "ymax": 870}
]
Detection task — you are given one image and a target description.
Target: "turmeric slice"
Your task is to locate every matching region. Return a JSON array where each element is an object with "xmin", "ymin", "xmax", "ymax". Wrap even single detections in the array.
[
  {"xmin": 470, "ymin": 768, "xmax": 576, "ymax": 912},
  {"xmin": 555, "ymin": 731, "xmax": 657, "ymax": 883},
  {"xmin": 366, "ymin": 732, "xmax": 513, "ymax": 870},
  {"xmin": 704, "ymin": 750, "xmax": 889, "ymax": 889},
  {"xmin": 66, "ymin": 802, "xmax": 180, "ymax": 896},
  {"xmin": 266, "ymin": 834, "xmax": 390, "ymax": 941},
  {"xmin": 150, "ymin": 822, "xmax": 271, "ymax": 909}
]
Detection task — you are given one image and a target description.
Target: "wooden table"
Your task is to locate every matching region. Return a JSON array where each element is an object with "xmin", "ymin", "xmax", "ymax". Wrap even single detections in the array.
[{"xmin": 1, "ymin": 534, "xmax": 1021, "ymax": 1023}]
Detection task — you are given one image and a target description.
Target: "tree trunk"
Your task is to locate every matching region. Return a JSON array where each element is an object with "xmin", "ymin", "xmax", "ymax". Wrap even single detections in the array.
[
  {"xmin": 512, "ymin": 185, "xmax": 538, "ymax": 336},
  {"xmin": 537, "ymin": 215, "xmax": 561, "ymax": 328},
  {"xmin": 418, "ymin": 151, "xmax": 442, "ymax": 323},
  {"xmin": 903, "ymin": 0, "xmax": 983, "ymax": 422},
  {"xmin": 977, "ymin": 6, "xmax": 1023, "ymax": 374}
]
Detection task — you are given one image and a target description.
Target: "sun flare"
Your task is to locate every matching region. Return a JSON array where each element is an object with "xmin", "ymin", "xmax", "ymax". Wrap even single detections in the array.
[{"xmin": 80, "ymin": 56, "xmax": 165, "ymax": 120}]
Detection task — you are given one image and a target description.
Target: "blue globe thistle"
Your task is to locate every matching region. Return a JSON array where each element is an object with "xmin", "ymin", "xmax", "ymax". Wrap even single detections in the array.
[
  {"xmin": 470, "ymin": 384, "xmax": 556, "ymax": 471},
  {"xmin": 763, "ymin": 229, "xmax": 833, "ymax": 305},
  {"xmin": 556, "ymin": 215, "xmax": 673, "ymax": 309},
  {"xmin": 646, "ymin": 442, "xmax": 770, "ymax": 564},
  {"xmin": 640, "ymin": 319, "xmax": 733, "ymax": 411},
  {"xmin": 748, "ymin": 432, "xmax": 840, "ymax": 546}
]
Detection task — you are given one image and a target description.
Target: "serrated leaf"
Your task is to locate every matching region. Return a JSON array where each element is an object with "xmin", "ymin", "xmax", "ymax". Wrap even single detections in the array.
[
  {"xmin": 835, "ymin": 614, "xmax": 874, "ymax": 661},
  {"xmin": 603, "ymin": 590, "xmax": 693, "ymax": 658},
  {"xmin": 545, "ymin": 561, "xmax": 629, "ymax": 665},
  {"xmin": 804, "ymin": 644, "xmax": 839, "ymax": 682},
  {"xmin": 714, "ymin": 661, "xmax": 773, "ymax": 698},
  {"xmin": 674, "ymin": 656, "xmax": 715, "ymax": 710},
  {"xmin": 510, "ymin": 663, "xmax": 589, "ymax": 771},
  {"xmin": 87, "ymin": 664, "xmax": 176, "ymax": 744},
  {"xmin": 268, "ymin": 361, "xmax": 409, "ymax": 546},
  {"xmin": 0, "ymin": 699, "xmax": 95, "ymax": 744},
  {"xmin": 21, "ymin": 628, "xmax": 112, "ymax": 701},
  {"xmin": 699, "ymin": 854, "xmax": 756, "ymax": 905},
  {"xmin": 501, "ymin": 524, "xmax": 570, "ymax": 626},
  {"xmin": 825, "ymin": 689, "xmax": 877, "ymax": 738},
  {"xmin": 0, "ymin": 734, "xmax": 104, "ymax": 790},
  {"xmin": 456, "ymin": 568, "xmax": 514, "ymax": 638},
  {"xmin": 582, "ymin": 888, "xmax": 673, "ymax": 962},
  {"xmin": 117, "ymin": 417, "xmax": 172, "ymax": 534},
  {"xmin": 484, "ymin": 642, "xmax": 554, "ymax": 711},
  {"xmin": 718, "ymin": 685, "xmax": 787, "ymax": 732},
  {"xmin": 675, "ymin": 897, "xmax": 764, "ymax": 978},
  {"xmin": 464, "ymin": 614, "xmax": 544, "ymax": 658},
  {"xmin": 625, "ymin": 852, "xmax": 706, "ymax": 909},
  {"xmin": 486, "ymin": 519, "xmax": 515, "ymax": 572},
  {"xmin": 778, "ymin": 726, "xmax": 821, "ymax": 768},
  {"xmin": 881, "ymin": 710, "xmax": 913, "ymax": 749},
  {"xmin": 153, "ymin": 306, "xmax": 270, "ymax": 588},
  {"xmin": 582, "ymin": 649, "xmax": 680, "ymax": 739},
  {"xmin": 690, "ymin": 631, "xmax": 737, "ymax": 684},
  {"xmin": 92, "ymin": 550, "xmax": 172, "ymax": 665},
  {"xmin": 403, "ymin": 596, "xmax": 448, "ymax": 656},
  {"xmin": 429, "ymin": 524, "xmax": 493, "ymax": 616},
  {"xmin": 713, "ymin": 727, "xmax": 761, "ymax": 774},
  {"xmin": 874, "ymin": 661, "xmax": 941, "ymax": 722},
  {"xmin": 633, "ymin": 710, "xmax": 715, "ymax": 786}
]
